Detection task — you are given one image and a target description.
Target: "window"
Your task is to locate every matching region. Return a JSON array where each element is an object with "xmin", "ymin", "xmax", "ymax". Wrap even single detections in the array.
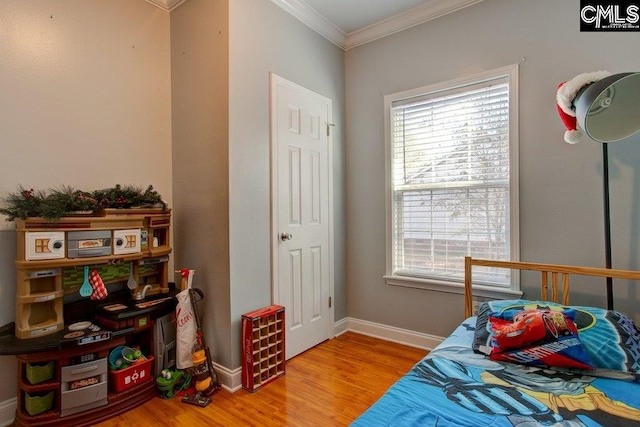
[{"xmin": 384, "ymin": 65, "xmax": 520, "ymax": 297}]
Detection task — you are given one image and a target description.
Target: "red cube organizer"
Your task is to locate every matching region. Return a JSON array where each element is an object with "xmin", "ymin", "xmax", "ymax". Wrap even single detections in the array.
[{"xmin": 241, "ymin": 305, "xmax": 285, "ymax": 392}]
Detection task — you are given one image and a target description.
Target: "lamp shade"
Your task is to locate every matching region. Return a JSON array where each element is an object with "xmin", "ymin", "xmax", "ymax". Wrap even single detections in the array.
[{"xmin": 574, "ymin": 72, "xmax": 640, "ymax": 143}]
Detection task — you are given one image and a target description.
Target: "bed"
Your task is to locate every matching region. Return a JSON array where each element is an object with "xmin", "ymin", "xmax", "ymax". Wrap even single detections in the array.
[{"xmin": 352, "ymin": 257, "xmax": 640, "ymax": 427}]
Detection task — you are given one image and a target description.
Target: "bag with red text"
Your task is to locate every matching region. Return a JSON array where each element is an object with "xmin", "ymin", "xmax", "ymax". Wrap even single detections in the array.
[{"xmin": 176, "ymin": 288, "xmax": 196, "ymax": 369}]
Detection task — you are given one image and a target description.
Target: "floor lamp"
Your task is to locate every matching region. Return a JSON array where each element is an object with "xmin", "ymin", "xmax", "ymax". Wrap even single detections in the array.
[{"xmin": 557, "ymin": 72, "xmax": 640, "ymax": 310}]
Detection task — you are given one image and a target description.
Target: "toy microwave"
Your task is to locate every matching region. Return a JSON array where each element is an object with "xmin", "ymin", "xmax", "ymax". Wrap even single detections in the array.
[{"xmin": 67, "ymin": 230, "xmax": 112, "ymax": 258}]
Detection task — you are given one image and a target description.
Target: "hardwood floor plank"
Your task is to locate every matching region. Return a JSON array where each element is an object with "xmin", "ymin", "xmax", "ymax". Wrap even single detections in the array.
[{"xmin": 95, "ymin": 332, "xmax": 427, "ymax": 426}]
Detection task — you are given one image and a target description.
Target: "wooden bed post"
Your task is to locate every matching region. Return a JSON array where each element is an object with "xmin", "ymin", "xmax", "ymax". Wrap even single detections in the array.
[
  {"xmin": 551, "ymin": 272, "xmax": 559, "ymax": 302},
  {"xmin": 464, "ymin": 256, "xmax": 473, "ymax": 318},
  {"xmin": 562, "ymin": 274, "xmax": 570, "ymax": 305}
]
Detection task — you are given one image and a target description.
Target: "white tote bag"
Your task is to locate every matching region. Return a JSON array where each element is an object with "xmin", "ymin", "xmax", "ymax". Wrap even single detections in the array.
[
  {"xmin": 175, "ymin": 270, "xmax": 197, "ymax": 369},
  {"xmin": 176, "ymin": 289, "xmax": 196, "ymax": 369}
]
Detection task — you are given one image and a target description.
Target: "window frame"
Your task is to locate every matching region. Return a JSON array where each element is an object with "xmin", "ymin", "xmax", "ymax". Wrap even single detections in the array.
[{"xmin": 383, "ymin": 64, "xmax": 522, "ymax": 299}]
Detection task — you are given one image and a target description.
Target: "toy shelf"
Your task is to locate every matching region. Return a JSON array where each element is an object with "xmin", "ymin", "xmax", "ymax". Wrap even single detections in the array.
[{"xmin": 12, "ymin": 210, "xmax": 172, "ymax": 339}]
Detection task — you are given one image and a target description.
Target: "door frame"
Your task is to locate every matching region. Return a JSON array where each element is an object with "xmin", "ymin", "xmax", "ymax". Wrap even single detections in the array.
[{"xmin": 269, "ymin": 72, "xmax": 335, "ymax": 345}]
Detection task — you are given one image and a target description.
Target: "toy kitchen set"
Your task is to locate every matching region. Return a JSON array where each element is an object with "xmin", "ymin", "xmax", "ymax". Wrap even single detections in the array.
[{"xmin": 0, "ymin": 209, "xmax": 179, "ymax": 427}]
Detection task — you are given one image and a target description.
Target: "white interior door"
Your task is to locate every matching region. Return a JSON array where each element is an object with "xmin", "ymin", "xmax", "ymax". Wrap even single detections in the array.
[{"xmin": 270, "ymin": 73, "xmax": 334, "ymax": 360}]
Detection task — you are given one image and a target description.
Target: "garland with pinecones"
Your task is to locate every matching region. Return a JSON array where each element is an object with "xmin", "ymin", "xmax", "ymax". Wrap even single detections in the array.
[{"xmin": 0, "ymin": 184, "xmax": 167, "ymax": 221}]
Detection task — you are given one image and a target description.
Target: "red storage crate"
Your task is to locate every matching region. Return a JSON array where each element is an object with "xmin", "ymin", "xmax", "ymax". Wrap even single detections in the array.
[
  {"xmin": 241, "ymin": 305, "xmax": 285, "ymax": 392},
  {"xmin": 109, "ymin": 356, "xmax": 154, "ymax": 392}
]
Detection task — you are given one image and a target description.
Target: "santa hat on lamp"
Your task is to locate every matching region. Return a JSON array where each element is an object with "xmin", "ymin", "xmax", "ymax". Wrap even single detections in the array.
[{"xmin": 556, "ymin": 71, "xmax": 611, "ymax": 144}]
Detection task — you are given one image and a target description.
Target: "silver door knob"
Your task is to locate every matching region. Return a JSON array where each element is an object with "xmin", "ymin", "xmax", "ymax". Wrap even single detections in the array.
[{"xmin": 280, "ymin": 232, "xmax": 293, "ymax": 241}]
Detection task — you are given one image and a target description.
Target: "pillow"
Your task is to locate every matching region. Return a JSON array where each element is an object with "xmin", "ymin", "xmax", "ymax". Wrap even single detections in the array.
[
  {"xmin": 484, "ymin": 308, "xmax": 593, "ymax": 370},
  {"xmin": 473, "ymin": 299, "xmax": 640, "ymax": 374}
]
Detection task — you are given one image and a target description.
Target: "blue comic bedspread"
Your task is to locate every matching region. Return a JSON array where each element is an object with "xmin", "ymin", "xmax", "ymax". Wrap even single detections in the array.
[{"xmin": 352, "ymin": 316, "xmax": 640, "ymax": 427}]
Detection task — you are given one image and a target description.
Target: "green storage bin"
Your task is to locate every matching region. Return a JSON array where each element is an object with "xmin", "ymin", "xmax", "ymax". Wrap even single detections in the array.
[
  {"xmin": 24, "ymin": 391, "xmax": 54, "ymax": 416},
  {"xmin": 26, "ymin": 361, "xmax": 54, "ymax": 385}
]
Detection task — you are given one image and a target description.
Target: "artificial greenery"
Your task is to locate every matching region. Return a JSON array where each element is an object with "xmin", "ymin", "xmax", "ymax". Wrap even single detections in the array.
[{"xmin": 0, "ymin": 184, "xmax": 166, "ymax": 221}]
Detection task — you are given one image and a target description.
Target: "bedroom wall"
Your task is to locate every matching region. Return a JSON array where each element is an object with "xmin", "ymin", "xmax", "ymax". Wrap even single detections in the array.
[
  {"xmin": 345, "ymin": 0, "xmax": 640, "ymax": 338},
  {"xmin": 170, "ymin": 0, "xmax": 232, "ymax": 368},
  {"xmin": 228, "ymin": 0, "xmax": 346, "ymax": 369},
  {"xmin": 171, "ymin": 0, "xmax": 346, "ymax": 371},
  {"xmin": 0, "ymin": 0, "xmax": 171, "ymax": 406}
]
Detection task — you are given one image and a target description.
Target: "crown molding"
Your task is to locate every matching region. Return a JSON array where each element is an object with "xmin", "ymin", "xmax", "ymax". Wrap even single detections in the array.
[
  {"xmin": 272, "ymin": 0, "xmax": 484, "ymax": 50},
  {"xmin": 145, "ymin": 0, "xmax": 187, "ymax": 12},
  {"xmin": 270, "ymin": 0, "xmax": 347, "ymax": 49},
  {"xmin": 345, "ymin": 0, "xmax": 484, "ymax": 49}
]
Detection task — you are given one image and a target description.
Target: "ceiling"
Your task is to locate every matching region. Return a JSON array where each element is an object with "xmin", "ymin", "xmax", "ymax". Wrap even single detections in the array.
[
  {"xmin": 303, "ymin": 0, "xmax": 431, "ymax": 34},
  {"xmin": 146, "ymin": 0, "xmax": 484, "ymax": 50}
]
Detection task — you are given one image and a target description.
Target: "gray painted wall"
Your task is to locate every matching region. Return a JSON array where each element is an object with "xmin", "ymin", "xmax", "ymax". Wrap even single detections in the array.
[
  {"xmin": 170, "ymin": 0, "xmax": 232, "ymax": 367},
  {"xmin": 171, "ymin": 0, "xmax": 346, "ymax": 370},
  {"xmin": 228, "ymin": 0, "xmax": 346, "ymax": 368},
  {"xmin": 345, "ymin": 0, "xmax": 640, "ymax": 338}
]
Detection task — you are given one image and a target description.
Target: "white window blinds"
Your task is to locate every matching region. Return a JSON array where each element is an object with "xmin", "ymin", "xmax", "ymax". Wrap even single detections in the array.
[{"xmin": 388, "ymin": 70, "xmax": 517, "ymax": 288}]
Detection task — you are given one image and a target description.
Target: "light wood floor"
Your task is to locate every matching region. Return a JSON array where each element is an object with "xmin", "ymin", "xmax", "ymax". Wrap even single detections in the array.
[{"xmin": 96, "ymin": 332, "xmax": 427, "ymax": 426}]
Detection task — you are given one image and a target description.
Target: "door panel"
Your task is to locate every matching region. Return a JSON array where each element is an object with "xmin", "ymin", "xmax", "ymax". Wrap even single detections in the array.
[{"xmin": 271, "ymin": 74, "xmax": 333, "ymax": 359}]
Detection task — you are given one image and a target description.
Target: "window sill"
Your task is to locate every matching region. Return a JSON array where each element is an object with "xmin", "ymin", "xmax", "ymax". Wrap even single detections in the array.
[{"xmin": 384, "ymin": 274, "xmax": 524, "ymax": 300}]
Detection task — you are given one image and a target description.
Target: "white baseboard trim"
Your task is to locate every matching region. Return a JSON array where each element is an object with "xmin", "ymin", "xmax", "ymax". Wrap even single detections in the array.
[
  {"xmin": 213, "ymin": 361, "xmax": 243, "ymax": 393},
  {"xmin": 334, "ymin": 316, "xmax": 349, "ymax": 336},
  {"xmin": 340, "ymin": 317, "xmax": 444, "ymax": 351},
  {"xmin": 0, "ymin": 397, "xmax": 16, "ymax": 427}
]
